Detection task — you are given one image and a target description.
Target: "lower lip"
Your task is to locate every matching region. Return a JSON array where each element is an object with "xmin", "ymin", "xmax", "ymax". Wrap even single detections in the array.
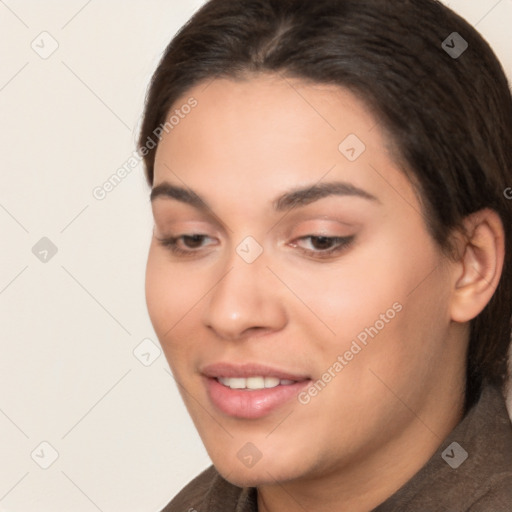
[{"xmin": 204, "ymin": 377, "xmax": 311, "ymax": 419}]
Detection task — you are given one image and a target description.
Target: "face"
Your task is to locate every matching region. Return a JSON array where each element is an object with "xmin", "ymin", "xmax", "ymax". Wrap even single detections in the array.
[{"xmin": 145, "ymin": 74, "xmax": 462, "ymax": 487}]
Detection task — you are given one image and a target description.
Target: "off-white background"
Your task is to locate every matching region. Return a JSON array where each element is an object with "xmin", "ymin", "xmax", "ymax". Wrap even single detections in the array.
[{"xmin": 0, "ymin": 1, "xmax": 511, "ymax": 511}]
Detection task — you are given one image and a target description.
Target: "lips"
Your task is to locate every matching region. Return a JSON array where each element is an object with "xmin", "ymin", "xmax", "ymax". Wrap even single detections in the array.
[
  {"xmin": 201, "ymin": 362, "xmax": 310, "ymax": 381},
  {"xmin": 217, "ymin": 376, "xmax": 296, "ymax": 390},
  {"xmin": 201, "ymin": 362, "xmax": 312, "ymax": 419}
]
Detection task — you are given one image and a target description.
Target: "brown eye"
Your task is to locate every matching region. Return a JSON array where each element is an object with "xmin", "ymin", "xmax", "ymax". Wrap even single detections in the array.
[
  {"xmin": 291, "ymin": 235, "xmax": 355, "ymax": 259},
  {"xmin": 309, "ymin": 236, "xmax": 337, "ymax": 250},
  {"xmin": 155, "ymin": 233, "xmax": 216, "ymax": 257},
  {"xmin": 182, "ymin": 235, "xmax": 208, "ymax": 248}
]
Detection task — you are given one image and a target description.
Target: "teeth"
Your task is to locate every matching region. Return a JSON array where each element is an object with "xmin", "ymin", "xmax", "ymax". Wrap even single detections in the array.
[
  {"xmin": 217, "ymin": 376, "xmax": 297, "ymax": 390},
  {"xmin": 264, "ymin": 377, "xmax": 281, "ymax": 388},
  {"xmin": 247, "ymin": 377, "xmax": 266, "ymax": 389}
]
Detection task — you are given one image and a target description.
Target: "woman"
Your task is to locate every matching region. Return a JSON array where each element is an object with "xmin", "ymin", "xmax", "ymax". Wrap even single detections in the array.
[{"xmin": 139, "ymin": 0, "xmax": 512, "ymax": 510}]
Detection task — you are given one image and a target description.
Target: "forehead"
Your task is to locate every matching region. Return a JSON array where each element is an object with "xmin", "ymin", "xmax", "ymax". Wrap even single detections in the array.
[
  {"xmin": 154, "ymin": 74, "xmax": 379, "ymax": 170},
  {"xmin": 152, "ymin": 74, "xmax": 417, "ymax": 213}
]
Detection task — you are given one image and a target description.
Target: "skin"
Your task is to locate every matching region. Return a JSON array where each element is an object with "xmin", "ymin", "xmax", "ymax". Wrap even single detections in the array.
[{"xmin": 145, "ymin": 74, "xmax": 504, "ymax": 512}]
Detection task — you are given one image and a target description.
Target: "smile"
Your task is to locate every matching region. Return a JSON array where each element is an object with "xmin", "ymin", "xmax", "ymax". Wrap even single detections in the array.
[{"xmin": 216, "ymin": 376, "xmax": 298, "ymax": 390}]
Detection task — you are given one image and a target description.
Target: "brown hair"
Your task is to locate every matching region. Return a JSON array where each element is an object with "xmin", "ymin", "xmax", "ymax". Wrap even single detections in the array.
[{"xmin": 138, "ymin": 0, "xmax": 512, "ymax": 410}]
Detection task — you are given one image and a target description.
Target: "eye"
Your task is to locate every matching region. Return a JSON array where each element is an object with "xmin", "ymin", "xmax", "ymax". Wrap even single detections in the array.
[
  {"xmin": 156, "ymin": 234, "xmax": 216, "ymax": 256},
  {"xmin": 290, "ymin": 235, "xmax": 355, "ymax": 259}
]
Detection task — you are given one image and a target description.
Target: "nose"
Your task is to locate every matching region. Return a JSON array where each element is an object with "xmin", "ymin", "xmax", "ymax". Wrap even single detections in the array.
[{"xmin": 201, "ymin": 252, "xmax": 288, "ymax": 340}]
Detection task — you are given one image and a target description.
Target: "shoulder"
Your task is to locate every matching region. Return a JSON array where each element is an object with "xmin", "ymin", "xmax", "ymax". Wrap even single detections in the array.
[
  {"xmin": 374, "ymin": 385, "xmax": 512, "ymax": 511},
  {"xmin": 159, "ymin": 465, "xmax": 254, "ymax": 512},
  {"xmin": 467, "ymin": 473, "xmax": 512, "ymax": 511},
  {"xmin": 159, "ymin": 465, "xmax": 218, "ymax": 512}
]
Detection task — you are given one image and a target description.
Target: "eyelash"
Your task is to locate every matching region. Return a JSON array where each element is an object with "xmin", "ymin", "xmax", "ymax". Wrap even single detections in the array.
[
  {"xmin": 156, "ymin": 234, "xmax": 355, "ymax": 260},
  {"xmin": 291, "ymin": 235, "xmax": 355, "ymax": 259},
  {"xmin": 156, "ymin": 235, "xmax": 213, "ymax": 257}
]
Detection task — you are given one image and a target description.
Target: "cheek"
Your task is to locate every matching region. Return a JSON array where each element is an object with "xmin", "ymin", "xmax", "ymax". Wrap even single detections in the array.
[
  {"xmin": 276, "ymin": 246, "xmax": 406, "ymax": 346},
  {"xmin": 145, "ymin": 244, "xmax": 201, "ymax": 350},
  {"xmin": 329, "ymin": 236, "xmax": 450, "ymax": 386},
  {"xmin": 287, "ymin": 225, "xmax": 447, "ymax": 365}
]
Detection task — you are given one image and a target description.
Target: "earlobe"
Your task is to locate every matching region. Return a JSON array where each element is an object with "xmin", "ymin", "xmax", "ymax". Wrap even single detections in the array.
[{"xmin": 450, "ymin": 209, "xmax": 505, "ymax": 323}]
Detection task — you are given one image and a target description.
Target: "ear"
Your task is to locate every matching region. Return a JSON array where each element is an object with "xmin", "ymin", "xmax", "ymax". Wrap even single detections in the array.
[{"xmin": 449, "ymin": 208, "xmax": 505, "ymax": 323}]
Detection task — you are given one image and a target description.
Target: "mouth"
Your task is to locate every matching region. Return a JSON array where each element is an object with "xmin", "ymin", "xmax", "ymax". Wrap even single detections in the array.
[
  {"xmin": 216, "ymin": 376, "xmax": 299, "ymax": 390},
  {"xmin": 201, "ymin": 361, "xmax": 310, "ymax": 382},
  {"xmin": 201, "ymin": 362, "xmax": 312, "ymax": 419}
]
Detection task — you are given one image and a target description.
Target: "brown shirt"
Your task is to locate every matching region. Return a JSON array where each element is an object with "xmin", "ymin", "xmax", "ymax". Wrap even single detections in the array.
[{"xmin": 161, "ymin": 385, "xmax": 512, "ymax": 511}]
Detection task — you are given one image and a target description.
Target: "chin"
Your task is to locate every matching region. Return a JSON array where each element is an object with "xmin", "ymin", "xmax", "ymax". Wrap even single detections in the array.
[
  {"xmin": 212, "ymin": 455, "xmax": 307, "ymax": 488},
  {"xmin": 218, "ymin": 468, "xmax": 280, "ymax": 488}
]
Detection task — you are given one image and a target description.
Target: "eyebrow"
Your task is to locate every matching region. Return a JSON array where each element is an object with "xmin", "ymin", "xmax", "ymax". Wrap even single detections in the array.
[{"xmin": 150, "ymin": 180, "xmax": 379, "ymax": 212}]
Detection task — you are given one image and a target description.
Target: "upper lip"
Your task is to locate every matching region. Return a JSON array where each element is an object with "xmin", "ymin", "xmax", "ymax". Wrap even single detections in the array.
[{"xmin": 201, "ymin": 362, "xmax": 310, "ymax": 381}]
